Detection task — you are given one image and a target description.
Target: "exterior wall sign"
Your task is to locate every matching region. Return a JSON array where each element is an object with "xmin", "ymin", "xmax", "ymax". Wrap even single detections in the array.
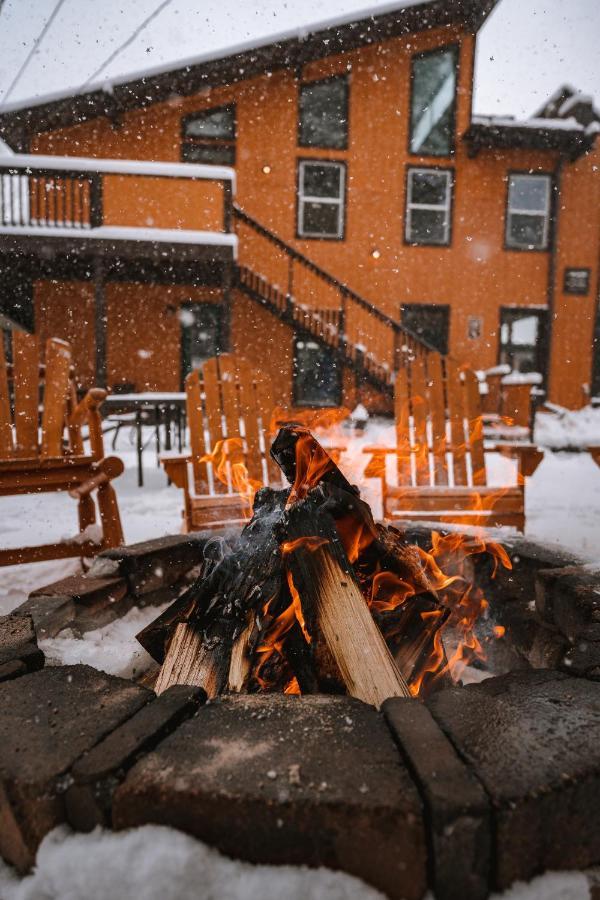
[{"xmin": 563, "ymin": 268, "xmax": 591, "ymax": 295}]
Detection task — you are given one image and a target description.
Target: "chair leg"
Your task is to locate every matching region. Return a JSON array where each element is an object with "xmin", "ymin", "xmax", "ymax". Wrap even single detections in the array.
[
  {"xmin": 97, "ymin": 482, "xmax": 124, "ymax": 548},
  {"xmin": 78, "ymin": 493, "xmax": 97, "ymax": 534}
]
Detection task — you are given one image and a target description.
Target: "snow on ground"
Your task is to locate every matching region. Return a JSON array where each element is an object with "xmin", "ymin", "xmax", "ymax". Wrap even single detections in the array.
[
  {"xmin": 39, "ymin": 603, "xmax": 169, "ymax": 680},
  {"xmin": 535, "ymin": 405, "xmax": 600, "ymax": 451},
  {"xmin": 0, "ymin": 825, "xmax": 591, "ymax": 900}
]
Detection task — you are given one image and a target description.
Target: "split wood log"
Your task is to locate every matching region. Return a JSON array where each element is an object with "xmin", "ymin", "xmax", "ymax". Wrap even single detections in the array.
[
  {"xmin": 154, "ymin": 622, "xmax": 230, "ymax": 697},
  {"xmin": 228, "ymin": 614, "xmax": 254, "ymax": 692},
  {"xmin": 285, "ymin": 500, "xmax": 411, "ymax": 708}
]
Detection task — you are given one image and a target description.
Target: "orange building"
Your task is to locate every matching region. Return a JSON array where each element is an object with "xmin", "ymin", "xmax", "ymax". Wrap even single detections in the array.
[{"xmin": 0, "ymin": 0, "xmax": 598, "ymax": 410}]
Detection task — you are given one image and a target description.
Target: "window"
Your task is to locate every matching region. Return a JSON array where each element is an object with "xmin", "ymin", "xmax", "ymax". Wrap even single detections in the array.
[
  {"xmin": 405, "ymin": 168, "xmax": 452, "ymax": 246},
  {"xmin": 401, "ymin": 304, "xmax": 450, "ymax": 354},
  {"xmin": 181, "ymin": 105, "xmax": 236, "ymax": 165},
  {"xmin": 299, "ymin": 76, "xmax": 349, "ymax": 149},
  {"xmin": 505, "ymin": 174, "xmax": 551, "ymax": 250},
  {"xmin": 499, "ymin": 308, "xmax": 547, "ymax": 374},
  {"xmin": 297, "ymin": 160, "xmax": 345, "ymax": 239},
  {"xmin": 293, "ymin": 337, "xmax": 341, "ymax": 407},
  {"xmin": 410, "ymin": 45, "xmax": 458, "ymax": 156},
  {"xmin": 180, "ymin": 303, "xmax": 224, "ymax": 381}
]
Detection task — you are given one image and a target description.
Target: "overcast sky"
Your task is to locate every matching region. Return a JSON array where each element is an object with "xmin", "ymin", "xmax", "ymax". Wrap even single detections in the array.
[{"xmin": 0, "ymin": 0, "xmax": 598, "ymax": 118}]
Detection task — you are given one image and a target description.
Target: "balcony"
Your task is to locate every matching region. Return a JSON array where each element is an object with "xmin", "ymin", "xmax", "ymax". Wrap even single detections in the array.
[{"xmin": 0, "ymin": 154, "xmax": 237, "ymax": 264}]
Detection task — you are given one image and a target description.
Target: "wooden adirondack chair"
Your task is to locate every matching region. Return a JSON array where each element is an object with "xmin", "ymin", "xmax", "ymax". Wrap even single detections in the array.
[
  {"xmin": 363, "ymin": 354, "xmax": 544, "ymax": 531},
  {"xmin": 0, "ymin": 333, "xmax": 124, "ymax": 566},
  {"xmin": 161, "ymin": 354, "xmax": 281, "ymax": 531}
]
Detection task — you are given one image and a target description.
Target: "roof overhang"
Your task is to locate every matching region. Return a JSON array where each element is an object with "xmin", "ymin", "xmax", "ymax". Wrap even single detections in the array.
[
  {"xmin": 0, "ymin": 0, "xmax": 499, "ymax": 149},
  {"xmin": 463, "ymin": 119, "xmax": 597, "ymax": 161}
]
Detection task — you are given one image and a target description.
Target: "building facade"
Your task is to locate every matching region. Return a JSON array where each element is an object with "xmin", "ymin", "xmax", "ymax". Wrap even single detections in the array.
[{"xmin": 0, "ymin": 0, "xmax": 599, "ymax": 410}]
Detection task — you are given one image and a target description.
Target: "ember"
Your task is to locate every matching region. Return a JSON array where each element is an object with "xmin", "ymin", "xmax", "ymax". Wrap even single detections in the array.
[{"xmin": 140, "ymin": 426, "xmax": 510, "ymax": 707}]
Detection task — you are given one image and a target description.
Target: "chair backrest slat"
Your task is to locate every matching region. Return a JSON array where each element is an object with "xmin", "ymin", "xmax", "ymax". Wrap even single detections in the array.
[
  {"xmin": 445, "ymin": 362, "xmax": 469, "ymax": 486},
  {"xmin": 202, "ymin": 357, "xmax": 228, "ymax": 494},
  {"xmin": 217, "ymin": 355, "xmax": 245, "ymax": 475},
  {"xmin": 236, "ymin": 361, "xmax": 265, "ymax": 485},
  {"xmin": 185, "ymin": 369, "xmax": 208, "ymax": 493},
  {"xmin": 426, "ymin": 353, "xmax": 448, "ymax": 486},
  {"xmin": 0, "ymin": 339, "xmax": 14, "ymax": 456},
  {"xmin": 463, "ymin": 367, "xmax": 486, "ymax": 486},
  {"xmin": 12, "ymin": 332, "xmax": 40, "ymax": 456},
  {"xmin": 394, "ymin": 366, "xmax": 412, "ymax": 486},
  {"xmin": 41, "ymin": 338, "xmax": 72, "ymax": 459},
  {"xmin": 409, "ymin": 355, "xmax": 429, "ymax": 486}
]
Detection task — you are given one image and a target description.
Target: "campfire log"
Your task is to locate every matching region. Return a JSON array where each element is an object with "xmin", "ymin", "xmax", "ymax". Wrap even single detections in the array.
[
  {"xmin": 143, "ymin": 425, "xmax": 453, "ymax": 704},
  {"xmin": 285, "ymin": 500, "xmax": 411, "ymax": 707},
  {"xmin": 154, "ymin": 622, "xmax": 230, "ymax": 697}
]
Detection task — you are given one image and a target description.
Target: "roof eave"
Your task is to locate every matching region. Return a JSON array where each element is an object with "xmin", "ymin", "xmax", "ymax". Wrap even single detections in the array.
[
  {"xmin": 462, "ymin": 122, "xmax": 596, "ymax": 161},
  {"xmin": 0, "ymin": 0, "xmax": 499, "ymax": 149}
]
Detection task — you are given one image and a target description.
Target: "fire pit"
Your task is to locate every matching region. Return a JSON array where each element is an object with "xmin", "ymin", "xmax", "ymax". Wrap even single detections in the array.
[{"xmin": 1, "ymin": 428, "xmax": 600, "ymax": 900}]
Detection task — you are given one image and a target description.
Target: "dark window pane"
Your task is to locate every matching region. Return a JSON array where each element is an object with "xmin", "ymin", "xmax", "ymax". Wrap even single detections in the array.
[
  {"xmin": 184, "ymin": 107, "xmax": 235, "ymax": 140},
  {"xmin": 410, "ymin": 47, "xmax": 457, "ymax": 155},
  {"xmin": 401, "ymin": 305, "xmax": 449, "ymax": 354},
  {"xmin": 302, "ymin": 164, "xmax": 342, "ymax": 198},
  {"xmin": 299, "ymin": 77, "xmax": 348, "ymax": 149},
  {"xmin": 294, "ymin": 338, "xmax": 341, "ymax": 406},
  {"xmin": 509, "ymin": 176, "xmax": 548, "ymax": 212},
  {"xmin": 302, "ymin": 202, "xmax": 341, "ymax": 237},
  {"xmin": 408, "ymin": 208, "xmax": 448, "ymax": 244},
  {"xmin": 180, "ymin": 304, "xmax": 223, "ymax": 379},
  {"xmin": 508, "ymin": 213, "xmax": 546, "ymax": 249},
  {"xmin": 181, "ymin": 143, "xmax": 235, "ymax": 165},
  {"xmin": 410, "ymin": 170, "xmax": 448, "ymax": 205}
]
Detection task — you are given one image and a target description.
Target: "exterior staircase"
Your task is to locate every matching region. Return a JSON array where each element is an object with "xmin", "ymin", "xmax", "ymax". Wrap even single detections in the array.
[{"xmin": 233, "ymin": 205, "xmax": 440, "ymax": 396}]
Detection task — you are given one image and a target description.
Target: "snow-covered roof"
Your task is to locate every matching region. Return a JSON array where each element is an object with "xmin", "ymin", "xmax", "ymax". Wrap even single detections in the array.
[
  {"xmin": 472, "ymin": 114, "xmax": 587, "ymax": 133},
  {"xmin": 0, "ymin": 0, "xmax": 499, "ymax": 147},
  {"xmin": 0, "ymin": 224, "xmax": 238, "ymax": 251}
]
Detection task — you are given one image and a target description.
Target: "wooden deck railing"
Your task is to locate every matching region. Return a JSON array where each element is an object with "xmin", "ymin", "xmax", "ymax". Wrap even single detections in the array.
[{"xmin": 0, "ymin": 155, "xmax": 235, "ymax": 235}]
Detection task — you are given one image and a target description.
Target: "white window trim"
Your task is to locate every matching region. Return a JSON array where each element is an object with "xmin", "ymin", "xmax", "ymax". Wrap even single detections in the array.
[
  {"xmin": 297, "ymin": 160, "xmax": 345, "ymax": 239},
  {"xmin": 405, "ymin": 167, "xmax": 452, "ymax": 245},
  {"xmin": 506, "ymin": 174, "xmax": 551, "ymax": 250}
]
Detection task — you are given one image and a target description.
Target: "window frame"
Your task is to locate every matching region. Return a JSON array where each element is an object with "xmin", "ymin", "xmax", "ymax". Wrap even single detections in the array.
[
  {"xmin": 404, "ymin": 166, "xmax": 454, "ymax": 247},
  {"xmin": 180, "ymin": 104, "xmax": 237, "ymax": 166},
  {"xmin": 292, "ymin": 333, "xmax": 343, "ymax": 408},
  {"xmin": 298, "ymin": 74, "xmax": 350, "ymax": 151},
  {"xmin": 504, "ymin": 172, "xmax": 553, "ymax": 252},
  {"xmin": 408, "ymin": 43, "xmax": 459, "ymax": 158},
  {"xmin": 497, "ymin": 305, "xmax": 548, "ymax": 376},
  {"xmin": 296, "ymin": 158, "xmax": 347, "ymax": 241}
]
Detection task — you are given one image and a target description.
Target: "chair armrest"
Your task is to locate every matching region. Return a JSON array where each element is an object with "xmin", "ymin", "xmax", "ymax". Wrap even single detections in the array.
[
  {"xmin": 70, "ymin": 388, "xmax": 107, "ymax": 427},
  {"xmin": 490, "ymin": 443, "xmax": 544, "ymax": 477},
  {"xmin": 362, "ymin": 447, "xmax": 396, "ymax": 479},
  {"xmin": 160, "ymin": 453, "xmax": 190, "ymax": 490}
]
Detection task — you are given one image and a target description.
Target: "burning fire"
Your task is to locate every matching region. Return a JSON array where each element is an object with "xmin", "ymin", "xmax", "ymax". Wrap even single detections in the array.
[
  {"xmin": 199, "ymin": 438, "xmax": 263, "ymax": 514},
  {"xmin": 202, "ymin": 423, "xmax": 512, "ymax": 700}
]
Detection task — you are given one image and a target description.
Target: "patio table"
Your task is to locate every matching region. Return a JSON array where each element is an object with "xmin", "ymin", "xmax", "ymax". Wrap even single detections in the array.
[{"xmin": 102, "ymin": 392, "xmax": 186, "ymax": 487}]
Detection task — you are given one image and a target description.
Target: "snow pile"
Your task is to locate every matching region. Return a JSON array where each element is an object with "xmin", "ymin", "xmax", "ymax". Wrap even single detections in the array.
[
  {"xmin": 0, "ymin": 825, "xmax": 592, "ymax": 900},
  {"xmin": 39, "ymin": 603, "xmax": 169, "ymax": 680},
  {"xmin": 535, "ymin": 405, "xmax": 600, "ymax": 451},
  {"xmin": 0, "ymin": 825, "xmax": 385, "ymax": 900}
]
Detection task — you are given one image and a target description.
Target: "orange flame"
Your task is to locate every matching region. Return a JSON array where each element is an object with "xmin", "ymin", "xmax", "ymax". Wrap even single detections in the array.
[
  {"xmin": 270, "ymin": 405, "xmax": 350, "ymax": 435},
  {"xmin": 199, "ymin": 438, "xmax": 263, "ymax": 515}
]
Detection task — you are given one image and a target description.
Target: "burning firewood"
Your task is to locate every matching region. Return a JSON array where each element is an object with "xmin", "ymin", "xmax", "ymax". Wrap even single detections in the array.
[{"xmin": 140, "ymin": 426, "xmax": 477, "ymax": 707}]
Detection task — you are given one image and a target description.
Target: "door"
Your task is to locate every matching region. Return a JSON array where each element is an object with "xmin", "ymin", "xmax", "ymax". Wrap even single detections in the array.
[
  {"xmin": 293, "ymin": 336, "xmax": 341, "ymax": 407},
  {"xmin": 499, "ymin": 307, "xmax": 547, "ymax": 374},
  {"xmin": 180, "ymin": 303, "xmax": 223, "ymax": 382},
  {"xmin": 592, "ymin": 297, "xmax": 600, "ymax": 399}
]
